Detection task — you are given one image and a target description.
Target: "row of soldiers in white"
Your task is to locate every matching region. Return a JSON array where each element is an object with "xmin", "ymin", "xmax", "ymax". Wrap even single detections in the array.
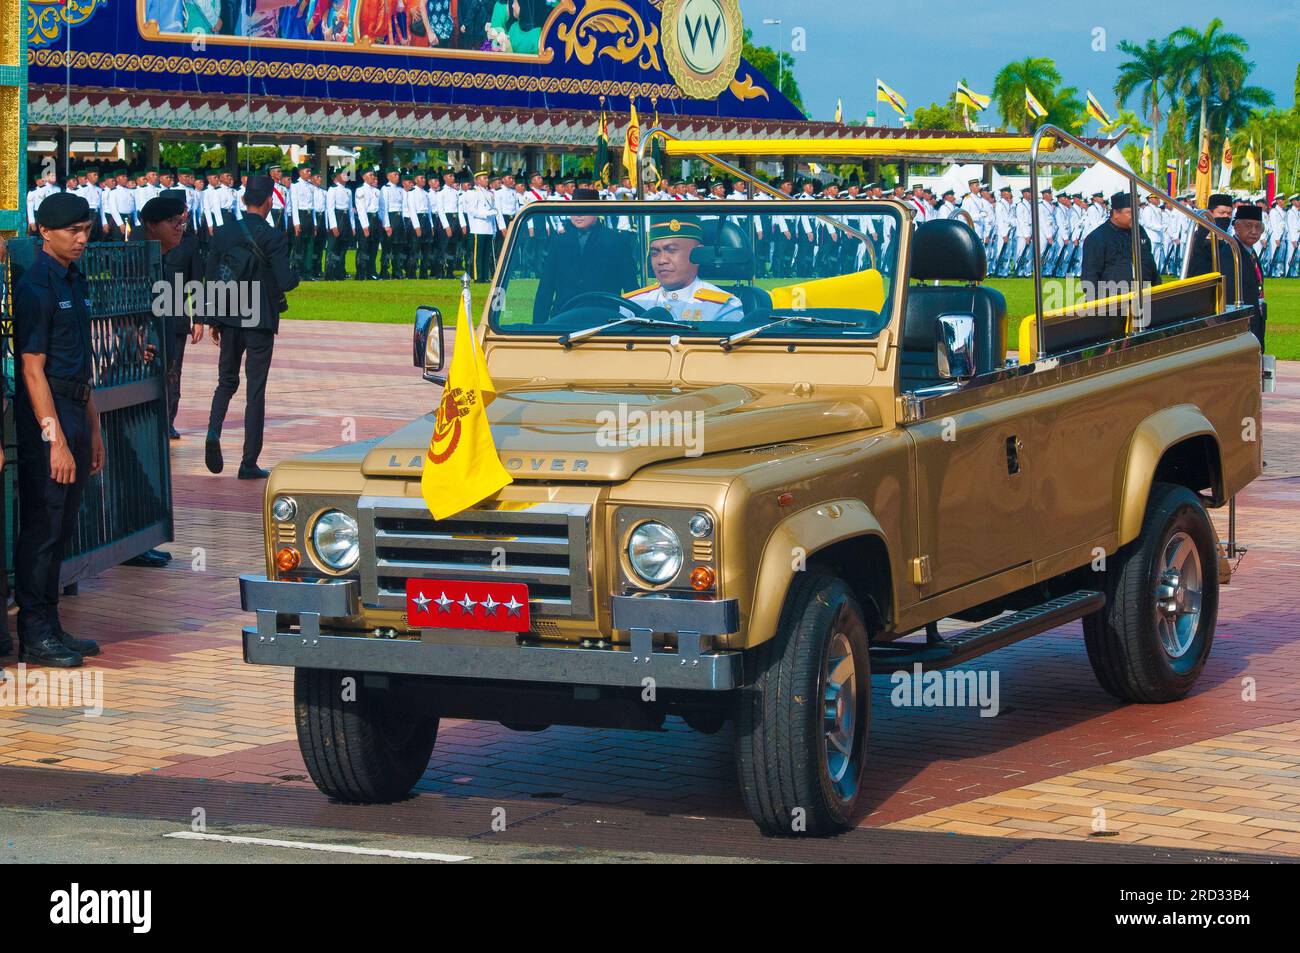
[{"xmin": 29, "ymin": 168, "xmax": 1300, "ymax": 280}]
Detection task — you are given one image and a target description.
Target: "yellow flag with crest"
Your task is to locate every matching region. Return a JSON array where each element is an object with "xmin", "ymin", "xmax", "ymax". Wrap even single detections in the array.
[{"xmin": 420, "ymin": 283, "xmax": 513, "ymax": 520}]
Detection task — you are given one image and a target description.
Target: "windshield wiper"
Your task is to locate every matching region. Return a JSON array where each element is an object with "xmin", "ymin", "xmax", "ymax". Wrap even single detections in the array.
[
  {"xmin": 559, "ymin": 315, "xmax": 695, "ymax": 348},
  {"xmin": 719, "ymin": 315, "xmax": 858, "ymax": 351}
]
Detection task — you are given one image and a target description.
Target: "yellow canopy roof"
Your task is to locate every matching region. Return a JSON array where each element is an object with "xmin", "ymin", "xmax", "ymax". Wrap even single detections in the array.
[{"xmin": 663, "ymin": 136, "xmax": 1060, "ymax": 158}]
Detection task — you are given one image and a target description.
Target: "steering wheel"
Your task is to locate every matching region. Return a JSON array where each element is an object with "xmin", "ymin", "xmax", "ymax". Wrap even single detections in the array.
[{"xmin": 559, "ymin": 292, "xmax": 647, "ymax": 317}]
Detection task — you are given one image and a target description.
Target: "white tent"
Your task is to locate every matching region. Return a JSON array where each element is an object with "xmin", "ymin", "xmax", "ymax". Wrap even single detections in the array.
[
  {"xmin": 1059, "ymin": 145, "xmax": 1143, "ymax": 197},
  {"xmin": 926, "ymin": 162, "xmax": 1012, "ymax": 195}
]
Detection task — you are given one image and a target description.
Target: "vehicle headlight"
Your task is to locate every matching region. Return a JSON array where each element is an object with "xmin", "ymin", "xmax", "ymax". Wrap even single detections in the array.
[
  {"xmin": 627, "ymin": 521, "xmax": 682, "ymax": 585},
  {"xmin": 311, "ymin": 510, "xmax": 360, "ymax": 571}
]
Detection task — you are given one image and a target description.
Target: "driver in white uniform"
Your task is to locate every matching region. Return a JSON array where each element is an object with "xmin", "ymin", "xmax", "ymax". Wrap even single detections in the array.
[{"xmin": 623, "ymin": 217, "xmax": 744, "ymax": 322}]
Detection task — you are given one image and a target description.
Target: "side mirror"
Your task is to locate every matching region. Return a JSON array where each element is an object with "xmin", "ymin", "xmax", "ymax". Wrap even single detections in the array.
[
  {"xmin": 936, "ymin": 313, "xmax": 977, "ymax": 381},
  {"xmin": 413, "ymin": 305, "xmax": 445, "ymax": 383}
]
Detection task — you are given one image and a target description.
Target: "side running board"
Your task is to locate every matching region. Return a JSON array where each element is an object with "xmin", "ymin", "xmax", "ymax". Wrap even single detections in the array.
[{"xmin": 870, "ymin": 590, "xmax": 1105, "ymax": 673}]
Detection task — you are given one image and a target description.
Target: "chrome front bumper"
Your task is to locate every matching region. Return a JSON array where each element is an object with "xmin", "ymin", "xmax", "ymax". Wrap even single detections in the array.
[{"xmin": 239, "ymin": 574, "xmax": 743, "ymax": 691}]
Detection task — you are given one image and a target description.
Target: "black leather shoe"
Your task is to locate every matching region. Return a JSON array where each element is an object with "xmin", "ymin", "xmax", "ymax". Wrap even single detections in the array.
[
  {"xmin": 56, "ymin": 629, "xmax": 100, "ymax": 657},
  {"xmin": 205, "ymin": 437, "xmax": 224, "ymax": 474},
  {"xmin": 238, "ymin": 465, "xmax": 271, "ymax": 480},
  {"xmin": 124, "ymin": 549, "xmax": 170, "ymax": 568},
  {"xmin": 168, "ymin": 427, "xmax": 181, "ymax": 440},
  {"xmin": 19, "ymin": 635, "xmax": 83, "ymax": 668}
]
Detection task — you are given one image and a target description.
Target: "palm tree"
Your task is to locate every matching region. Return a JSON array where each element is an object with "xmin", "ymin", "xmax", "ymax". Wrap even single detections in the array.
[
  {"xmin": 1042, "ymin": 84, "xmax": 1086, "ymax": 134},
  {"xmin": 992, "ymin": 57, "xmax": 1062, "ymax": 133},
  {"xmin": 1185, "ymin": 85, "xmax": 1274, "ymax": 139},
  {"xmin": 1114, "ymin": 37, "xmax": 1174, "ymax": 171},
  {"xmin": 1168, "ymin": 18, "xmax": 1250, "ymax": 150}
]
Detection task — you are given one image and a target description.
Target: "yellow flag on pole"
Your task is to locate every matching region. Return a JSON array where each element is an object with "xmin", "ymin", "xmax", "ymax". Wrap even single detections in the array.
[
  {"xmin": 1194, "ymin": 122, "xmax": 1212, "ymax": 208},
  {"xmin": 1245, "ymin": 139, "xmax": 1259, "ymax": 185},
  {"xmin": 1024, "ymin": 86, "xmax": 1048, "ymax": 119},
  {"xmin": 1085, "ymin": 90, "xmax": 1111, "ymax": 127},
  {"xmin": 835, "ymin": 98, "xmax": 843, "ymax": 124},
  {"xmin": 1141, "ymin": 135, "xmax": 1151, "ymax": 175},
  {"xmin": 622, "ymin": 101, "xmax": 641, "ymax": 190},
  {"xmin": 420, "ymin": 284, "xmax": 513, "ymax": 520},
  {"xmin": 876, "ymin": 78, "xmax": 908, "ymax": 116},
  {"xmin": 955, "ymin": 82, "xmax": 991, "ymax": 111},
  {"xmin": 1217, "ymin": 133, "xmax": 1234, "ymax": 190}
]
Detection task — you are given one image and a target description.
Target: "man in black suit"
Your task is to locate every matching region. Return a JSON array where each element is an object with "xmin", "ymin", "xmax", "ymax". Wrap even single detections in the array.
[
  {"xmin": 532, "ymin": 188, "xmax": 638, "ymax": 323},
  {"xmin": 1188, "ymin": 202, "xmax": 1267, "ymax": 348},
  {"xmin": 202, "ymin": 175, "xmax": 299, "ymax": 480}
]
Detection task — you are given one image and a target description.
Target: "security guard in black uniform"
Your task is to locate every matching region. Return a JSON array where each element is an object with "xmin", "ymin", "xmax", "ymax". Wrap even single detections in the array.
[
  {"xmin": 1080, "ymin": 191, "xmax": 1160, "ymax": 296},
  {"xmin": 12, "ymin": 192, "xmax": 104, "ymax": 667}
]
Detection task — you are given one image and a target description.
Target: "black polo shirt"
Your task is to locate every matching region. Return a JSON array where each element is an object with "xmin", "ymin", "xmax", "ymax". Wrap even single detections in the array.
[{"xmin": 13, "ymin": 248, "xmax": 93, "ymax": 386}]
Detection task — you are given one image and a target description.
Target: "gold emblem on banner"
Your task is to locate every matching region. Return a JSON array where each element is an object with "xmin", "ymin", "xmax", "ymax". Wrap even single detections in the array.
[
  {"xmin": 661, "ymin": 0, "xmax": 741, "ymax": 100},
  {"xmin": 552, "ymin": 0, "xmax": 662, "ymax": 71}
]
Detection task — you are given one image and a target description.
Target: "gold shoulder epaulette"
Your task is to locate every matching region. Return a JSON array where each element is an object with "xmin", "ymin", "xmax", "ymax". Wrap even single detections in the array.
[
  {"xmin": 694, "ymin": 287, "xmax": 733, "ymax": 304},
  {"xmin": 623, "ymin": 283, "xmax": 659, "ymax": 299}
]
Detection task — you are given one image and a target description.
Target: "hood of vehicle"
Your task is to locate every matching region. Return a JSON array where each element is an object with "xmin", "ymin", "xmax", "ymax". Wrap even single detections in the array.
[{"xmin": 361, "ymin": 383, "xmax": 880, "ymax": 481}]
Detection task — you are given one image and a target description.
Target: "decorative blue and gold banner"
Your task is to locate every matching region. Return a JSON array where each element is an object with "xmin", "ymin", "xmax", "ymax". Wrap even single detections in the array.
[{"xmin": 25, "ymin": 0, "xmax": 800, "ymax": 120}]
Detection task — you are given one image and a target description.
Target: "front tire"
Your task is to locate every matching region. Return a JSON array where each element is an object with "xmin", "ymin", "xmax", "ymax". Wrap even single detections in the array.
[
  {"xmin": 1084, "ymin": 483, "xmax": 1219, "ymax": 703},
  {"xmin": 734, "ymin": 572, "xmax": 871, "ymax": 836},
  {"xmin": 295, "ymin": 668, "xmax": 440, "ymax": 803}
]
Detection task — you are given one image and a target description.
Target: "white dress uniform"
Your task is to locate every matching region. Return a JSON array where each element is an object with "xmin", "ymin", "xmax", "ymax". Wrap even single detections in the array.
[
  {"xmin": 325, "ymin": 180, "xmax": 354, "ymax": 231},
  {"xmin": 136, "ymin": 182, "xmax": 161, "ymax": 213},
  {"xmin": 622, "ymin": 276, "xmax": 743, "ymax": 322},
  {"xmin": 1140, "ymin": 201, "xmax": 1165, "ymax": 270}
]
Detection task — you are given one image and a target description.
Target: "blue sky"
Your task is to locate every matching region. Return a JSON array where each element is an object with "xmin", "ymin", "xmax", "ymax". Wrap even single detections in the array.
[{"xmin": 737, "ymin": 0, "xmax": 1299, "ymax": 125}]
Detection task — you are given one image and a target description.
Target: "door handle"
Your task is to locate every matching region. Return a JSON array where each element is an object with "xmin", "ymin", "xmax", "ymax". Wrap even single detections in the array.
[{"xmin": 1005, "ymin": 436, "xmax": 1022, "ymax": 475}]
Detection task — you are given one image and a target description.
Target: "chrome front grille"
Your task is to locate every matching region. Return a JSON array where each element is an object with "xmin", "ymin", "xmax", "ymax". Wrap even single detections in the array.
[{"xmin": 357, "ymin": 497, "xmax": 593, "ymax": 619}]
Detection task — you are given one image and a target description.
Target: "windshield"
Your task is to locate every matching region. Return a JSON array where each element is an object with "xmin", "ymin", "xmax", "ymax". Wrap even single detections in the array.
[{"xmin": 490, "ymin": 202, "xmax": 902, "ymax": 342}]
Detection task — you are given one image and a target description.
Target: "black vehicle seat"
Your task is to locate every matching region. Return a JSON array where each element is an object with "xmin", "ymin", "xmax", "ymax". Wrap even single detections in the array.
[
  {"xmin": 691, "ymin": 218, "xmax": 772, "ymax": 313},
  {"xmin": 900, "ymin": 219, "xmax": 1006, "ymax": 392}
]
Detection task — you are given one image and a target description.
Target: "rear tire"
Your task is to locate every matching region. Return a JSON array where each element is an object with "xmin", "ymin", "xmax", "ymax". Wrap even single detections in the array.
[
  {"xmin": 1084, "ymin": 483, "xmax": 1219, "ymax": 703},
  {"xmin": 734, "ymin": 572, "xmax": 871, "ymax": 836},
  {"xmin": 294, "ymin": 668, "xmax": 440, "ymax": 803}
]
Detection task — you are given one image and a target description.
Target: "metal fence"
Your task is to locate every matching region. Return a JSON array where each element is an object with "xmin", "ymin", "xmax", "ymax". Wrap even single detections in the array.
[{"xmin": 3, "ymin": 239, "xmax": 173, "ymax": 589}]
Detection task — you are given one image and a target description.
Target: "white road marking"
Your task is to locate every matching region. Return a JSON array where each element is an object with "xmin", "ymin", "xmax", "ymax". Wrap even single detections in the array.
[{"xmin": 163, "ymin": 831, "xmax": 471, "ymax": 862}]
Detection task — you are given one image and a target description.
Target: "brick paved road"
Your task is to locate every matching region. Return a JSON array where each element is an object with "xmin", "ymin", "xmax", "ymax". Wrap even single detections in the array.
[{"xmin": 2, "ymin": 320, "xmax": 1297, "ymax": 858}]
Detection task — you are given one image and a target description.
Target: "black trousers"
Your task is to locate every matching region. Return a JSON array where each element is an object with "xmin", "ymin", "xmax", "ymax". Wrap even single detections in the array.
[
  {"xmin": 445, "ymin": 223, "xmax": 464, "ymax": 274},
  {"xmin": 15, "ymin": 394, "xmax": 91, "ymax": 642},
  {"xmin": 314, "ymin": 216, "xmax": 327, "ymax": 278},
  {"xmin": 166, "ymin": 332, "xmax": 188, "ymax": 427},
  {"xmin": 296, "ymin": 211, "xmax": 316, "ymax": 277},
  {"xmin": 356, "ymin": 216, "xmax": 378, "ymax": 279},
  {"xmin": 415, "ymin": 215, "xmax": 434, "ymax": 277},
  {"xmin": 207, "ymin": 327, "xmax": 275, "ymax": 470},
  {"xmin": 771, "ymin": 232, "xmax": 795, "ymax": 277},
  {"xmin": 380, "ymin": 219, "xmax": 406, "ymax": 278},
  {"xmin": 328, "ymin": 220, "xmax": 353, "ymax": 280},
  {"xmin": 470, "ymin": 232, "xmax": 495, "ymax": 283},
  {"xmin": 430, "ymin": 222, "xmax": 448, "ymax": 278}
]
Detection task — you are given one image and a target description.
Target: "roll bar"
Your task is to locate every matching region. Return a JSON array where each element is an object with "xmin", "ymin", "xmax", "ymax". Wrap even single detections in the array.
[
  {"xmin": 636, "ymin": 127, "xmax": 878, "ymax": 270},
  {"xmin": 1028, "ymin": 124, "xmax": 1243, "ymax": 360}
]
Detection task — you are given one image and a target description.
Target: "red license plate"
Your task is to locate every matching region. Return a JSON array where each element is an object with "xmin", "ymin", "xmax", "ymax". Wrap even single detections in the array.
[{"xmin": 406, "ymin": 579, "xmax": 531, "ymax": 632}]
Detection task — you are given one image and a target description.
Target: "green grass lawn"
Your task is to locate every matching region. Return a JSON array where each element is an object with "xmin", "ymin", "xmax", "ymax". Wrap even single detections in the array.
[{"xmin": 284, "ymin": 256, "xmax": 1300, "ymax": 359}]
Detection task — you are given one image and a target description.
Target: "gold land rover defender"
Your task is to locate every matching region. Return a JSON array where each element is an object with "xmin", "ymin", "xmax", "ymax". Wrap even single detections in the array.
[{"xmin": 241, "ymin": 129, "xmax": 1263, "ymax": 835}]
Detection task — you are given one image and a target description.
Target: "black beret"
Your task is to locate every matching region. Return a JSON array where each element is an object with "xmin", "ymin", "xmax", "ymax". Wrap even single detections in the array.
[
  {"xmin": 1207, "ymin": 193, "xmax": 1233, "ymax": 210},
  {"xmin": 138, "ymin": 193, "xmax": 187, "ymax": 223},
  {"xmin": 1233, "ymin": 205, "xmax": 1263, "ymax": 222},
  {"xmin": 35, "ymin": 192, "xmax": 90, "ymax": 229},
  {"xmin": 1110, "ymin": 191, "xmax": 1132, "ymax": 210},
  {"xmin": 999, "ymin": 185, "xmax": 1012, "ymax": 193}
]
